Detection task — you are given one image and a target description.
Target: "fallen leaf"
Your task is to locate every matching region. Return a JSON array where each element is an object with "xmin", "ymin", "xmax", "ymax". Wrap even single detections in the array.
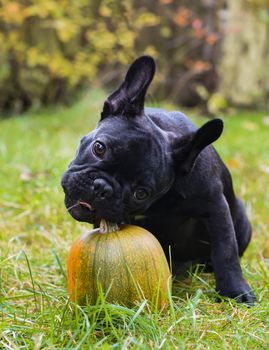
[
  {"xmin": 160, "ymin": 0, "xmax": 173, "ymax": 4},
  {"xmin": 242, "ymin": 121, "xmax": 258, "ymax": 131},
  {"xmin": 262, "ymin": 116, "xmax": 269, "ymax": 126},
  {"xmin": 20, "ymin": 169, "xmax": 33, "ymax": 181},
  {"xmin": 259, "ymin": 164, "xmax": 269, "ymax": 174},
  {"xmin": 227, "ymin": 159, "xmax": 241, "ymax": 169}
]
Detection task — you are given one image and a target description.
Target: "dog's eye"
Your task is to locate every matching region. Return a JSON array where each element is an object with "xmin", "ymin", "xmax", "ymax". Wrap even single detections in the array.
[
  {"xmin": 134, "ymin": 188, "xmax": 149, "ymax": 201},
  {"xmin": 93, "ymin": 141, "xmax": 106, "ymax": 158}
]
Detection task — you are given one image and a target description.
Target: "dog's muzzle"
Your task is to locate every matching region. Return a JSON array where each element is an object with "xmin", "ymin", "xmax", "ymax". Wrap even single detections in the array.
[{"xmin": 61, "ymin": 170, "xmax": 124, "ymax": 224}]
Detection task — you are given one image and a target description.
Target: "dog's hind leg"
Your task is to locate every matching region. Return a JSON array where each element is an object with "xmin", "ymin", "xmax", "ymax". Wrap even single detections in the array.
[{"xmin": 234, "ymin": 198, "xmax": 252, "ymax": 257}]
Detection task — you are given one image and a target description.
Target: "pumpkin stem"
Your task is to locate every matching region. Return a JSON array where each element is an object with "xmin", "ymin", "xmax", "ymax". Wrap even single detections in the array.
[{"xmin": 100, "ymin": 219, "xmax": 119, "ymax": 234}]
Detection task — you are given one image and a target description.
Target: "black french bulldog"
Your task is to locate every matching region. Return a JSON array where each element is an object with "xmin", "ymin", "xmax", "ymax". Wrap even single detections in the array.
[{"xmin": 61, "ymin": 56, "xmax": 256, "ymax": 304}]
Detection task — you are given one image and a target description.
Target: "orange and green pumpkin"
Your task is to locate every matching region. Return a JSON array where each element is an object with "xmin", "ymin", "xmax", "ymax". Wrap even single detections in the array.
[{"xmin": 67, "ymin": 221, "xmax": 171, "ymax": 309}]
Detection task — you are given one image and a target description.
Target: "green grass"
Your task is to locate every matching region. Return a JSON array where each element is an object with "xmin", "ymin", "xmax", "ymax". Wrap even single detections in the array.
[{"xmin": 0, "ymin": 92, "xmax": 269, "ymax": 349}]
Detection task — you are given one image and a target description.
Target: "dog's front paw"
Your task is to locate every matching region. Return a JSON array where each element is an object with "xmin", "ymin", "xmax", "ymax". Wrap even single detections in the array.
[{"xmin": 218, "ymin": 286, "xmax": 256, "ymax": 305}]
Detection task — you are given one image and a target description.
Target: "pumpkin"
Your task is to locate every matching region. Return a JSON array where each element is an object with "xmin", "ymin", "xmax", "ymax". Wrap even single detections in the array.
[{"xmin": 68, "ymin": 220, "xmax": 171, "ymax": 309}]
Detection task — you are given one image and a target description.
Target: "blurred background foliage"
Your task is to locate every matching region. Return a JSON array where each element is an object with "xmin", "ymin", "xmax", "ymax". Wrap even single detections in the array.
[{"xmin": 0, "ymin": 0, "xmax": 268, "ymax": 115}]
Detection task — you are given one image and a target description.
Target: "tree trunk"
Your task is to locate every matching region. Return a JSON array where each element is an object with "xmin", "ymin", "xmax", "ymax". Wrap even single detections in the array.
[{"xmin": 219, "ymin": 1, "xmax": 269, "ymax": 108}]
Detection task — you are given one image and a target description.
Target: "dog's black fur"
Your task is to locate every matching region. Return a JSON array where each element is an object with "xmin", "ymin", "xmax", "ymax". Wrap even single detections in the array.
[{"xmin": 61, "ymin": 56, "xmax": 256, "ymax": 304}]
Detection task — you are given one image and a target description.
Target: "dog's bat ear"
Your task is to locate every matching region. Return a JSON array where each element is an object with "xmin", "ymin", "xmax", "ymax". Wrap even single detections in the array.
[
  {"xmin": 101, "ymin": 56, "xmax": 155, "ymax": 119},
  {"xmin": 173, "ymin": 119, "xmax": 224, "ymax": 174}
]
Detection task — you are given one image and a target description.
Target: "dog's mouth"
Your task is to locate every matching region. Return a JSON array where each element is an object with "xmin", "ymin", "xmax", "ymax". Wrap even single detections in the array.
[
  {"xmin": 78, "ymin": 200, "xmax": 95, "ymax": 212},
  {"xmin": 65, "ymin": 199, "xmax": 98, "ymax": 224},
  {"xmin": 66, "ymin": 200, "xmax": 96, "ymax": 216},
  {"xmin": 65, "ymin": 196, "xmax": 126, "ymax": 224}
]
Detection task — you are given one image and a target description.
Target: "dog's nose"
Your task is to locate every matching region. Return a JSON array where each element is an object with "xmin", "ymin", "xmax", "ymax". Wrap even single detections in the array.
[{"xmin": 93, "ymin": 179, "xmax": 113, "ymax": 199}]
